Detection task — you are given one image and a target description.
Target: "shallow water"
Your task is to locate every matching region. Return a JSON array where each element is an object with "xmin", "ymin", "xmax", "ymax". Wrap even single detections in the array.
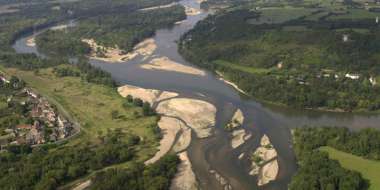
[{"xmin": 12, "ymin": 0, "xmax": 380, "ymax": 189}]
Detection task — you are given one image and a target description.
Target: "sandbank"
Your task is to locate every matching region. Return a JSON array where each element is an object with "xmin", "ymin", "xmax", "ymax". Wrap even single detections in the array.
[
  {"xmin": 118, "ymin": 84, "xmax": 178, "ymax": 104},
  {"xmin": 170, "ymin": 152, "xmax": 199, "ymax": 190},
  {"xmin": 156, "ymin": 98, "xmax": 216, "ymax": 138},
  {"xmin": 172, "ymin": 126, "xmax": 192, "ymax": 153},
  {"xmin": 82, "ymin": 38, "xmax": 156, "ymax": 63},
  {"xmin": 26, "ymin": 37, "xmax": 36, "ymax": 47},
  {"xmin": 226, "ymin": 108, "xmax": 244, "ymax": 130},
  {"xmin": 145, "ymin": 116, "xmax": 183, "ymax": 165},
  {"xmin": 141, "ymin": 57, "xmax": 206, "ymax": 76},
  {"xmin": 216, "ymin": 71, "xmax": 248, "ymax": 95},
  {"xmin": 139, "ymin": 2, "xmax": 178, "ymax": 11},
  {"xmin": 185, "ymin": 6, "xmax": 201, "ymax": 16},
  {"xmin": 249, "ymin": 134, "xmax": 279, "ymax": 186},
  {"xmin": 72, "ymin": 180, "xmax": 91, "ymax": 190},
  {"xmin": 231, "ymin": 129, "xmax": 250, "ymax": 149},
  {"xmin": 258, "ymin": 159, "xmax": 279, "ymax": 186}
]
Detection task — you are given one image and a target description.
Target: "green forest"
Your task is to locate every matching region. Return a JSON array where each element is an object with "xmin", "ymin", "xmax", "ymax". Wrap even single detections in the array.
[
  {"xmin": 290, "ymin": 127, "xmax": 380, "ymax": 190},
  {"xmin": 180, "ymin": 0, "xmax": 380, "ymax": 112},
  {"xmin": 0, "ymin": 0, "xmax": 184, "ymax": 189}
]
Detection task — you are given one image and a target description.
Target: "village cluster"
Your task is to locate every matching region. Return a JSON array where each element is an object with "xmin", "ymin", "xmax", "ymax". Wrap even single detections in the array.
[{"xmin": 0, "ymin": 75, "xmax": 75, "ymax": 149}]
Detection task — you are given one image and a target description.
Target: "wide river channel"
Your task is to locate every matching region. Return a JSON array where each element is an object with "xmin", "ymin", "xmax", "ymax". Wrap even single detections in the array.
[{"xmin": 13, "ymin": 0, "xmax": 380, "ymax": 189}]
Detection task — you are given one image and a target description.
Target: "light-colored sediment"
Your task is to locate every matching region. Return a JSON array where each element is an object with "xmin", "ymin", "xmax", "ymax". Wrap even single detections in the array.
[
  {"xmin": 185, "ymin": 6, "xmax": 202, "ymax": 16},
  {"xmin": 156, "ymin": 98, "xmax": 216, "ymax": 138},
  {"xmin": 26, "ymin": 37, "xmax": 36, "ymax": 47},
  {"xmin": 118, "ymin": 84, "xmax": 178, "ymax": 104},
  {"xmin": 145, "ymin": 117, "xmax": 184, "ymax": 165},
  {"xmin": 170, "ymin": 152, "xmax": 199, "ymax": 190},
  {"xmin": 231, "ymin": 129, "xmax": 251, "ymax": 149},
  {"xmin": 0, "ymin": 4, "xmax": 19, "ymax": 15},
  {"xmin": 226, "ymin": 108, "xmax": 244, "ymax": 130},
  {"xmin": 238, "ymin": 152, "xmax": 245, "ymax": 160},
  {"xmin": 172, "ymin": 127, "xmax": 192, "ymax": 153},
  {"xmin": 249, "ymin": 134, "xmax": 279, "ymax": 186},
  {"xmin": 260, "ymin": 134, "xmax": 271, "ymax": 147},
  {"xmin": 196, "ymin": 0, "xmax": 207, "ymax": 3},
  {"xmin": 50, "ymin": 24, "xmax": 69, "ymax": 31},
  {"xmin": 209, "ymin": 170, "xmax": 232, "ymax": 190},
  {"xmin": 82, "ymin": 38, "xmax": 156, "ymax": 63},
  {"xmin": 139, "ymin": 2, "xmax": 178, "ymax": 11},
  {"xmin": 141, "ymin": 57, "xmax": 206, "ymax": 76},
  {"xmin": 216, "ymin": 71, "xmax": 248, "ymax": 95},
  {"xmin": 72, "ymin": 180, "xmax": 91, "ymax": 190},
  {"xmin": 258, "ymin": 159, "xmax": 279, "ymax": 186}
]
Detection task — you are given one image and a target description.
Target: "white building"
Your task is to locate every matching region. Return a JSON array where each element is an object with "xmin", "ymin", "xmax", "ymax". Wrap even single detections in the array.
[{"xmin": 345, "ymin": 73, "xmax": 360, "ymax": 80}]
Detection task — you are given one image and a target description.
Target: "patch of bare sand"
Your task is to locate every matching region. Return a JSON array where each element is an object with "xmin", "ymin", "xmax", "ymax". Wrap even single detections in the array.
[
  {"xmin": 216, "ymin": 71, "xmax": 248, "ymax": 95},
  {"xmin": 139, "ymin": 2, "xmax": 178, "ymax": 11},
  {"xmin": 141, "ymin": 57, "xmax": 205, "ymax": 76},
  {"xmin": 170, "ymin": 152, "xmax": 199, "ymax": 190},
  {"xmin": 82, "ymin": 38, "xmax": 156, "ymax": 63},
  {"xmin": 258, "ymin": 159, "xmax": 279, "ymax": 186},
  {"xmin": 0, "ymin": 4, "xmax": 19, "ymax": 15},
  {"xmin": 172, "ymin": 127, "xmax": 192, "ymax": 153},
  {"xmin": 72, "ymin": 180, "xmax": 91, "ymax": 190},
  {"xmin": 145, "ymin": 117, "xmax": 184, "ymax": 165},
  {"xmin": 156, "ymin": 98, "xmax": 216, "ymax": 138},
  {"xmin": 50, "ymin": 24, "xmax": 69, "ymax": 31},
  {"xmin": 249, "ymin": 134, "xmax": 279, "ymax": 186},
  {"xmin": 231, "ymin": 129, "xmax": 251, "ymax": 149},
  {"xmin": 26, "ymin": 37, "xmax": 36, "ymax": 47},
  {"xmin": 185, "ymin": 6, "xmax": 201, "ymax": 16},
  {"xmin": 226, "ymin": 108, "xmax": 244, "ymax": 130},
  {"xmin": 118, "ymin": 84, "xmax": 178, "ymax": 104}
]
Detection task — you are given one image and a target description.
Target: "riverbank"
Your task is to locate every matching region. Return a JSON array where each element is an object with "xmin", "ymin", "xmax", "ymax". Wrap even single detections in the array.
[{"xmin": 82, "ymin": 38, "xmax": 156, "ymax": 63}]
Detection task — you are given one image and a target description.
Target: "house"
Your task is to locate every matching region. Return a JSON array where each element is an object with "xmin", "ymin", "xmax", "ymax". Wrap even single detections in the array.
[{"xmin": 345, "ymin": 73, "xmax": 360, "ymax": 80}]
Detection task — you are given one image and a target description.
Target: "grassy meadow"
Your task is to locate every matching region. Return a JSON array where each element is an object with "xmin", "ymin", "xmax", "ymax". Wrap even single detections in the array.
[{"xmin": 320, "ymin": 146, "xmax": 380, "ymax": 190}]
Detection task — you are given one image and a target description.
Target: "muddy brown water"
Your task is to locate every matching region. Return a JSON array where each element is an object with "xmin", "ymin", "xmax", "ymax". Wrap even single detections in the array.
[{"xmin": 13, "ymin": 0, "xmax": 380, "ymax": 189}]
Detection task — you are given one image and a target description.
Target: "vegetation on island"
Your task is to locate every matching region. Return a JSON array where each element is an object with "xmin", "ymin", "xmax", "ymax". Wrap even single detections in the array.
[
  {"xmin": 290, "ymin": 127, "xmax": 380, "ymax": 190},
  {"xmin": 180, "ymin": 0, "xmax": 380, "ymax": 112}
]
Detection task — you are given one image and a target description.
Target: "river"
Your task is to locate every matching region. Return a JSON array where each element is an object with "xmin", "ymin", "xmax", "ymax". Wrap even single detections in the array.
[{"xmin": 12, "ymin": 0, "xmax": 380, "ymax": 189}]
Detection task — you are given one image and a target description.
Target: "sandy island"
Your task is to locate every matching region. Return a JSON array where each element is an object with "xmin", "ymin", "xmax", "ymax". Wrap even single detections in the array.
[
  {"xmin": 141, "ymin": 57, "xmax": 206, "ymax": 76},
  {"xmin": 82, "ymin": 38, "xmax": 156, "ymax": 63},
  {"xmin": 226, "ymin": 108, "xmax": 244, "ymax": 130},
  {"xmin": 249, "ymin": 135, "xmax": 279, "ymax": 186},
  {"xmin": 157, "ymin": 98, "xmax": 216, "ymax": 138},
  {"xmin": 26, "ymin": 37, "xmax": 36, "ymax": 47},
  {"xmin": 170, "ymin": 152, "xmax": 199, "ymax": 190},
  {"xmin": 118, "ymin": 84, "xmax": 178, "ymax": 104},
  {"xmin": 139, "ymin": 2, "xmax": 178, "ymax": 11},
  {"xmin": 185, "ymin": 6, "xmax": 201, "ymax": 16},
  {"xmin": 231, "ymin": 129, "xmax": 251, "ymax": 149},
  {"xmin": 145, "ymin": 116, "xmax": 184, "ymax": 165}
]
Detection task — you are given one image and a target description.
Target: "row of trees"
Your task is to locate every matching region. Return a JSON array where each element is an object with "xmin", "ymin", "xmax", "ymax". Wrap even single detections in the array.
[
  {"xmin": 90, "ymin": 154, "xmax": 179, "ymax": 190},
  {"xmin": 0, "ymin": 130, "xmax": 141, "ymax": 190}
]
